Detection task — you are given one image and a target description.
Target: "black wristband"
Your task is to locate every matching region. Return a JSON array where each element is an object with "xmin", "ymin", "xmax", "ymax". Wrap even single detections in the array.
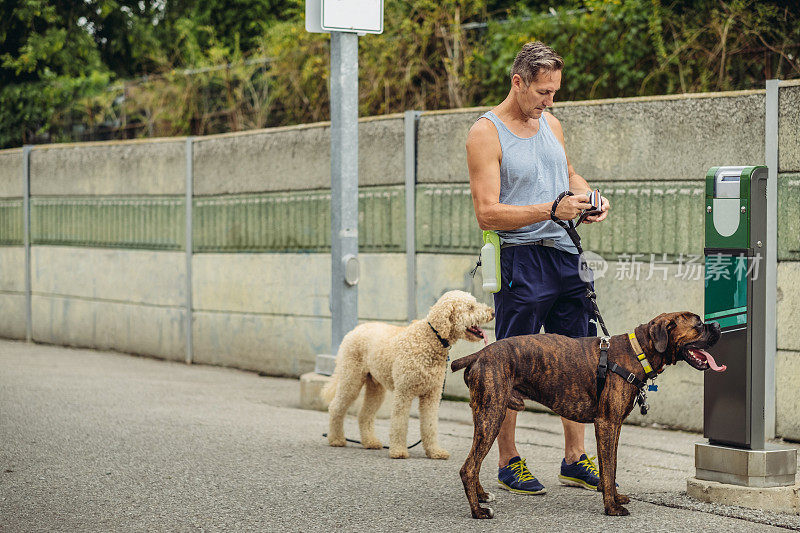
[{"xmin": 550, "ymin": 190, "xmax": 574, "ymax": 222}]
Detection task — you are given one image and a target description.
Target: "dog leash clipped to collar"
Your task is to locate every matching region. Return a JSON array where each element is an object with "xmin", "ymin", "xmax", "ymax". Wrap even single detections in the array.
[
  {"xmin": 428, "ymin": 322, "xmax": 450, "ymax": 348},
  {"xmin": 596, "ymin": 336, "xmax": 610, "ymax": 399}
]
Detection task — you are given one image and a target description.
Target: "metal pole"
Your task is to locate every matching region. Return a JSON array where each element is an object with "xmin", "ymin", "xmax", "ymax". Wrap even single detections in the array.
[
  {"xmin": 404, "ymin": 111, "xmax": 421, "ymax": 322},
  {"xmin": 22, "ymin": 145, "xmax": 31, "ymax": 343},
  {"xmin": 764, "ymin": 79, "xmax": 779, "ymax": 439},
  {"xmin": 330, "ymin": 31, "xmax": 359, "ymax": 355},
  {"xmin": 185, "ymin": 137, "xmax": 194, "ymax": 364}
]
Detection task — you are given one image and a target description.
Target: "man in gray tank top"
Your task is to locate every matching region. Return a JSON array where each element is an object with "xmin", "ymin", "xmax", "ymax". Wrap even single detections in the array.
[{"xmin": 466, "ymin": 41, "xmax": 610, "ymax": 496}]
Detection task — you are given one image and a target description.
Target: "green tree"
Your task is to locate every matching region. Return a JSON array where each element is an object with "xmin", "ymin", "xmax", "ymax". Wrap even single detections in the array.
[
  {"xmin": 84, "ymin": 0, "xmax": 167, "ymax": 77},
  {"xmin": 0, "ymin": 0, "xmax": 107, "ymax": 82},
  {"xmin": 2, "ymin": 0, "xmax": 798, "ymax": 148},
  {"xmin": 0, "ymin": 0, "xmax": 112, "ymax": 146},
  {"xmin": 476, "ymin": 0, "xmax": 799, "ymax": 103},
  {"xmin": 159, "ymin": 0, "xmax": 303, "ymax": 62}
]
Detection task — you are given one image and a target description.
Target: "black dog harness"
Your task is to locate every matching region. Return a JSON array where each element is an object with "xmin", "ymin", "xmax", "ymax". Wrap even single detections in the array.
[
  {"xmin": 597, "ymin": 334, "xmax": 659, "ymax": 415},
  {"xmin": 550, "ymin": 192, "xmax": 657, "ymax": 415}
]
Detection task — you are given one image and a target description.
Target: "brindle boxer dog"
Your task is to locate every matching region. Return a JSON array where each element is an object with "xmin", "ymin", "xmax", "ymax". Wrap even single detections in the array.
[{"xmin": 451, "ymin": 312, "xmax": 722, "ymax": 518}]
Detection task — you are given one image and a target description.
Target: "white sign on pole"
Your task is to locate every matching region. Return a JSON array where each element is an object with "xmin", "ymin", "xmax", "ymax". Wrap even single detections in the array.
[
  {"xmin": 305, "ymin": 0, "xmax": 323, "ymax": 33},
  {"xmin": 305, "ymin": 0, "xmax": 384, "ymax": 34}
]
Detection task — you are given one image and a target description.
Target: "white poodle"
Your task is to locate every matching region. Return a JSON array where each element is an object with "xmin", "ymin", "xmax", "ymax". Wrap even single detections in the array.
[{"xmin": 322, "ymin": 290, "xmax": 494, "ymax": 459}]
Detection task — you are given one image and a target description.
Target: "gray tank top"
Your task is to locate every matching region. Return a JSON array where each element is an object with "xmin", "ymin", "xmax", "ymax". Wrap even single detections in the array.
[{"xmin": 479, "ymin": 110, "xmax": 576, "ymax": 254}]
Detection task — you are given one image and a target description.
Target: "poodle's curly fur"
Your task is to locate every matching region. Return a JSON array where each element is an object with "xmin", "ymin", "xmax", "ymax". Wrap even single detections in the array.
[{"xmin": 323, "ymin": 290, "xmax": 494, "ymax": 459}]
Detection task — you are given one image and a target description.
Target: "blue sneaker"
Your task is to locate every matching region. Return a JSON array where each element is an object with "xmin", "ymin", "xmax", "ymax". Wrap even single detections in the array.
[
  {"xmin": 498, "ymin": 456, "xmax": 546, "ymax": 494},
  {"xmin": 558, "ymin": 454, "xmax": 601, "ymax": 490}
]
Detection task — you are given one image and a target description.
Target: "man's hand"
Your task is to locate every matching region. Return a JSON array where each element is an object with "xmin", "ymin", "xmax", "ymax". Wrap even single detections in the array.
[
  {"xmin": 582, "ymin": 196, "xmax": 610, "ymax": 224},
  {"xmin": 554, "ymin": 195, "xmax": 593, "ymax": 221}
]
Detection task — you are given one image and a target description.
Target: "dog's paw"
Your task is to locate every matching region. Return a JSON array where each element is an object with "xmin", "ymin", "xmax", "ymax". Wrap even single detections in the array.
[
  {"xmin": 328, "ymin": 436, "xmax": 346, "ymax": 447},
  {"xmin": 604, "ymin": 505, "xmax": 629, "ymax": 516},
  {"xmin": 389, "ymin": 448, "xmax": 409, "ymax": 459},
  {"xmin": 425, "ymin": 447, "xmax": 450, "ymax": 460},
  {"xmin": 478, "ymin": 491, "xmax": 496, "ymax": 503},
  {"xmin": 615, "ymin": 493, "xmax": 630, "ymax": 505},
  {"xmin": 361, "ymin": 438, "xmax": 383, "ymax": 449},
  {"xmin": 471, "ymin": 506, "xmax": 494, "ymax": 519}
]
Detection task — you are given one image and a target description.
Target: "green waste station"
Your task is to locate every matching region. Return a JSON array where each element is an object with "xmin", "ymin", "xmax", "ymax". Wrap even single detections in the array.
[{"xmin": 695, "ymin": 166, "xmax": 796, "ymax": 488}]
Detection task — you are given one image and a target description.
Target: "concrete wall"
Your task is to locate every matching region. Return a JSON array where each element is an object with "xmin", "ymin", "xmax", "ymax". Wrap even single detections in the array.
[
  {"xmin": 417, "ymin": 90, "xmax": 770, "ymax": 184},
  {"xmin": 1, "ymin": 83, "xmax": 799, "ymax": 438},
  {"xmin": 779, "ymin": 81, "xmax": 800, "ymax": 172},
  {"xmin": 30, "ymin": 139, "xmax": 186, "ymax": 196},
  {"xmin": 0, "ymin": 247, "xmax": 26, "ymax": 339},
  {"xmin": 191, "ymin": 253, "xmax": 407, "ymax": 375},
  {"xmin": 192, "ymin": 115, "xmax": 406, "ymax": 195},
  {"xmin": 30, "ymin": 247, "xmax": 186, "ymax": 360},
  {"xmin": 0, "ymin": 148, "xmax": 22, "ymax": 197},
  {"xmin": 10, "ymin": 138, "xmax": 189, "ymax": 354},
  {"xmin": 0, "ymin": 148, "xmax": 24, "ymax": 339}
]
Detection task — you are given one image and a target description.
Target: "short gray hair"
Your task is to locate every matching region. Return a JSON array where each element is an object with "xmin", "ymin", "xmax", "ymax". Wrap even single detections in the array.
[{"xmin": 510, "ymin": 41, "xmax": 563, "ymax": 85}]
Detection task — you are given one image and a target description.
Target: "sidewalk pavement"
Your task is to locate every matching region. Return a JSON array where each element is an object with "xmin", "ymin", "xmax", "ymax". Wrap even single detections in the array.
[{"xmin": 1, "ymin": 340, "xmax": 798, "ymax": 532}]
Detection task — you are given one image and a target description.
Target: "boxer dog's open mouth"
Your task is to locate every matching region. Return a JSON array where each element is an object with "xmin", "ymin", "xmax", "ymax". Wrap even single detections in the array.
[
  {"xmin": 680, "ymin": 321, "xmax": 724, "ymax": 371},
  {"xmin": 682, "ymin": 346, "xmax": 726, "ymax": 371}
]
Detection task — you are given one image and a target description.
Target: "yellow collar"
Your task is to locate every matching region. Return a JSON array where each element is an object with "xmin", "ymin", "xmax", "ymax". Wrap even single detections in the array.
[{"xmin": 628, "ymin": 332, "xmax": 656, "ymax": 377}]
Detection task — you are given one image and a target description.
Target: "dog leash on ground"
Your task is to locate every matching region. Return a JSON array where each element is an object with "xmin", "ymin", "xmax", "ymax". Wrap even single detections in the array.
[{"xmin": 550, "ymin": 191, "xmax": 656, "ymax": 415}]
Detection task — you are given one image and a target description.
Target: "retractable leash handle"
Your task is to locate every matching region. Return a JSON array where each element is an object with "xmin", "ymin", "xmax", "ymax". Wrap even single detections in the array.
[{"xmin": 550, "ymin": 189, "xmax": 602, "ymax": 242}]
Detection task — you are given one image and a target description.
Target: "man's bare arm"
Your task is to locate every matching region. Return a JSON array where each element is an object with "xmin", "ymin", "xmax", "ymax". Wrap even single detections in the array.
[
  {"xmin": 467, "ymin": 119, "xmax": 590, "ymax": 230},
  {"xmin": 545, "ymin": 112, "xmax": 610, "ymax": 223}
]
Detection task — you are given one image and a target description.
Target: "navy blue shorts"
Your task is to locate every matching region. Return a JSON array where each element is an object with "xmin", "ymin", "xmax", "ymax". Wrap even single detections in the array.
[{"xmin": 494, "ymin": 244, "xmax": 597, "ymax": 340}]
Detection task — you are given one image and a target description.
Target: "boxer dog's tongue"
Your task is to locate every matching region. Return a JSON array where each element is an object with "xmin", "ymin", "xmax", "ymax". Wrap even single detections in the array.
[{"xmin": 690, "ymin": 349, "xmax": 727, "ymax": 372}]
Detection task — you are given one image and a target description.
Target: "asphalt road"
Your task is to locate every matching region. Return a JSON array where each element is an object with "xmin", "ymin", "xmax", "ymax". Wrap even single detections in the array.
[{"xmin": 1, "ymin": 340, "xmax": 798, "ymax": 532}]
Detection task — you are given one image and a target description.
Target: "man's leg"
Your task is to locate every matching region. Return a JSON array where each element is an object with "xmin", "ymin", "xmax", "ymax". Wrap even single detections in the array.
[
  {"xmin": 499, "ymin": 412, "xmax": 590, "ymax": 470},
  {"xmin": 494, "ymin": 245, "xmax": 553, "ymax": 469},
  {"xmin": 546, "ymin": 249, "xmax": 603, "ymax": 490},
  {"xmin": 562, "ymin": 417, "xmax": 586, "ymax": 463},
  {"xmin": 497, "ymin": 409, "xmax": 519, "ymax": 468},
  {"xmin": 493, "ymin": 245, "xmax": 552, "ymax": 495}
]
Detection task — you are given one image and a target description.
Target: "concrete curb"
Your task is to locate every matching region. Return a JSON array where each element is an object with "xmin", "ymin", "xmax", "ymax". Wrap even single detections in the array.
[{"xmin": 687, "ymin": 477, "xmax": 800, "ymax": 515}]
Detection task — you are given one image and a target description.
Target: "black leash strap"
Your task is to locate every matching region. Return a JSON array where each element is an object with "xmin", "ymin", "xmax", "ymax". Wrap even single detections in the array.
[
  {"xmin": 550, "ymin": 191, "xmax": 610, "ymax": 338},
  {"xmin": 596, "ymin": 337, "xmax": 609, "ymax": 399},
  {"xmin": 608, "ymin": 362, "xmax": 647, "ymax": 389},
  {"xmin": 321, "ymin": 434, "xmax": 424, "ymax": 450},
  {"xmin": 552, "ymin": 192, "xmax": 648, "ymax": 413}
]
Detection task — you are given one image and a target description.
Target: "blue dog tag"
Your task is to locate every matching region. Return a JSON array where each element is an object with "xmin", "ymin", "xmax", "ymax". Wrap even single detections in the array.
[{"xmin": 648, "ymin": 384, "xmax": 658, "ymax": 392}]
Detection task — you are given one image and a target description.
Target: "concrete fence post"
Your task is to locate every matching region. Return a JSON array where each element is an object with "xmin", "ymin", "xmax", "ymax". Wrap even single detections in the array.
[
  {"xmin": 22, "ymin": 145, "xmax": 31, "ymax": 343},
  {"xmin": 185, "ymin": 137, "xmax": 194, "ymax": 364},
  {"xmin": 764, "ymin": 80, "xmax": 779, "ymax": 438},
  {"xmin": 404, "ymin": 110, "xmax": 422, "ymax": 322}
]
